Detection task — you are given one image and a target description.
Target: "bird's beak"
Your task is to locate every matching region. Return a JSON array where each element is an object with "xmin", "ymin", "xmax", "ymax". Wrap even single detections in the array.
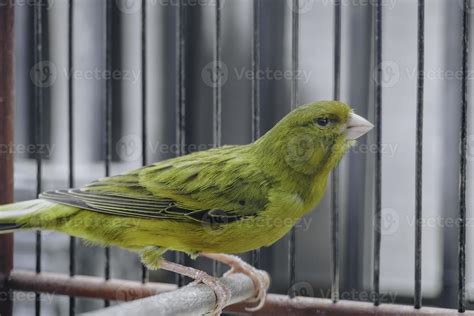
[{"xmin": 345, "ymin": 112, "xmax": 374, "ymax": 140}]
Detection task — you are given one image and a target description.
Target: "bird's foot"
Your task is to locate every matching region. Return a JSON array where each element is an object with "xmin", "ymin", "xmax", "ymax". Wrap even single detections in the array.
[
  {"xmin": 201, "ymin": 253, "xmax": 270, "ymax": 312},
  {"xmin": 190, "ymin": 271, "xmax": 231, "ymax": 315},
  {"xmin": 159, "ymin": 259, "xmax": 230, "ymax": 316}
]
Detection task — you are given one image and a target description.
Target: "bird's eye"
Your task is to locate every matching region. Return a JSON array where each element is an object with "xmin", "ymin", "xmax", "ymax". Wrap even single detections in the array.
[{"xmin": 315, "ymin": 117, "xmax": 330, "ymax": 127}]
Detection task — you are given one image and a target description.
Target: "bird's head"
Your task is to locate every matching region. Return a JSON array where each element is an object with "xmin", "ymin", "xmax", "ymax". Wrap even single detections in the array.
[{"xmin": 255, "ymin": 100, "xmax": 373, "ymax": 176}]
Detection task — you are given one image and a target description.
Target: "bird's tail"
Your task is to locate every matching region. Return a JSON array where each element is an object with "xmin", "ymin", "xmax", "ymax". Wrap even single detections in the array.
[{"xmin": 0, "ymin": 200, "xmax": 55, "ymax": 233}]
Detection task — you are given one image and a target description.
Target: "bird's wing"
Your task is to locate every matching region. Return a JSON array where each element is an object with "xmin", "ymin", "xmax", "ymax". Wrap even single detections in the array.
[{"xmin": 40, "ymin": 146, "xmax": 274, "ymax": 225}]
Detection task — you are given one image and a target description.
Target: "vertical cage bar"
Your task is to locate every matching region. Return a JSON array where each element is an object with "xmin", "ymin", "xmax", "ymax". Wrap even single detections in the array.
[
  {"xmin": 250, "ymin": 0, "xmax": 261, "ymax": 269},
  {"xmin": 34, "ymin": 1, "xmax": 44, "ymax": 314},
  {"xmin": 213, "ymin": 0, "xmax": 222, "ymax": 148},
  {"xmin": 331, "ymin": 0, "xmax": 341, "ymax": 304},
  {"xmin": 211, "ymin": 0, "xmax": 223, "ymax": 277},
  {"xmin": 104, "ymin": 0, "xmax": 113, "ymax": 306},
  {"xmin": 141, "ymin": 0, "xmax": 149, "ymax": 285},
  {"xmin": 288, "ymin": 0, "xmax": 299, "ymax": 298},
  {"xmin": 373, "ymin": 0, "xmax": 382, "ymax": 306},
  {"xmin": 68, "ymin": 0, "xmax": 76, "ymax": 314},
  {"xmin": 0, "ymin": 2, "xmax": 15, "ymax": 316},
  {"xmin": 458, "ymin": 0, "xmax": 470, "ymax": 312},
  {"xmin": 414, "ymin": 0, "xmax": 424, "ymax": 310},
  {"xmin": 175, "ymin": 0, "xmax": 186, "ymax": 287}
]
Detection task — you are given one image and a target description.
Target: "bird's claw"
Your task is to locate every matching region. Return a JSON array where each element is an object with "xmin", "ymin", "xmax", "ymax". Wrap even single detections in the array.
[
  {"xmin": 191, "ymin": 271, "xmax": 231, "ymax": 316},
  {"xmin": 224, "ymin": 258, "xmax": 270, "ymax": 312}
]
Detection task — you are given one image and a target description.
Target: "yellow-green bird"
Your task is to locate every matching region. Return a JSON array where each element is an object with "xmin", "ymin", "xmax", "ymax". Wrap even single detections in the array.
[{"xmin": 0, "ymin": 100, "xmax": 373, "ymax": 314}]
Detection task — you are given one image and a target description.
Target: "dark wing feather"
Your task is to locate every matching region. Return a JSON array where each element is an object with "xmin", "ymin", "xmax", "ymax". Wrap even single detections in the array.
[
  {"xmin": 39, "ymin": 146, "xmax": 273, "ymax": 225},
  {"xmin": 40, "ymin": 189, "xmax": 244, "ymax": 224}
]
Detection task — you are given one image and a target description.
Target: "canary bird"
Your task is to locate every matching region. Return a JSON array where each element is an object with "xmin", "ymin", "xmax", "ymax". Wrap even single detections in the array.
[{"xmin": 0, "ymin": 100, "xmax": 373, "ymax": 314}]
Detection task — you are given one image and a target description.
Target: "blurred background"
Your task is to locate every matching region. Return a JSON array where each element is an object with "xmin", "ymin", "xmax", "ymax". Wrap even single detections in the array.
[{"xmin": 9, "ymin": 0, "xmax": 474, "ymax": 314}]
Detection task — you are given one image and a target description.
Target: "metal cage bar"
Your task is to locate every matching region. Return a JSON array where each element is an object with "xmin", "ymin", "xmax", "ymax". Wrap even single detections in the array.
[
  {"xmin": 458, "ymin": 0, "xmax": 470, "ymax": 312},
  {"xmin": 0, "ymin": 2, "xmax": 14, "ymax": 316},
  {"xmin": 103, "ymin": 0, "xmax": 113, "ymax": 307},
  {"xmin": 212, "ymin": 0, "xmax": 223, "ymax": 278},
  {"xmin": 250, "ymin": 0, "xmax": 261, "ymax": 269},
  {"xmin": 288, "ymin": 0, "xmax": 299, "ymax": 299},
  {"xmin": 68, "ymin": 0, "xmax": 76, "ymax": 314},
  {"xmin": 213, "ymin": 0, "xmax": 222, "ymax": 149},
  {"xmin": 414, "ymin": 0, "xmax": 424, "ymax": 309},
  {"xmin": 141, "ymin": 0, "xmax": 149, "ymax": 285},
  {"xmin": 373, "ymin": 0, "xmax": 383, "ymax": 307},
  {"xmin": 7, "ymin": 271, "xmax": 474, "ymax": 316},
  {"xmin": 175, "ymin": 0, "xmax": 187, "ymax": 287},
  {"xmin": 331, "ymin": 0, "xmax": 342, "ymax": 304},
  {"xmin": 33, "ymin": 1, "xmax": 45, "ymax": 314}
]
